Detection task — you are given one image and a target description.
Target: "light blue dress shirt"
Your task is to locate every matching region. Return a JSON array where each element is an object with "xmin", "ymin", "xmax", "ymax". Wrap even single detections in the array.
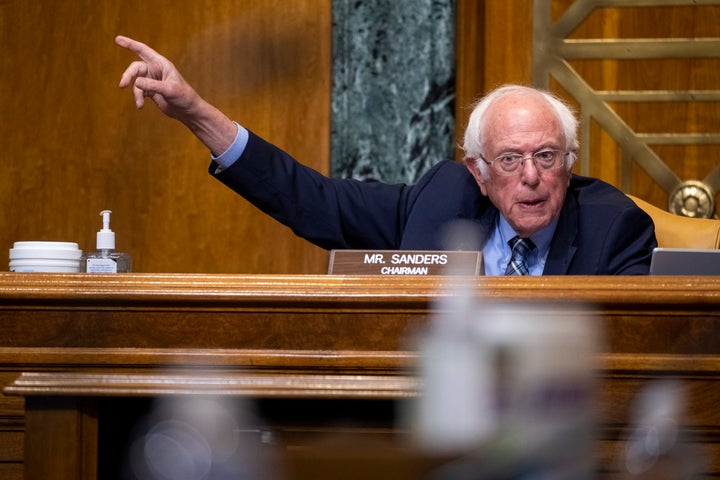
[{"xmin": 212, "ymin": 122, "xmax": 248, "ymax": 171}]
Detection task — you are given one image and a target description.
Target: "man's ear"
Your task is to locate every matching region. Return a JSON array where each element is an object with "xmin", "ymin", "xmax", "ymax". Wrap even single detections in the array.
[{"xmin": 464, "ymin": 157, "xmax": 488, "ymax": 196}]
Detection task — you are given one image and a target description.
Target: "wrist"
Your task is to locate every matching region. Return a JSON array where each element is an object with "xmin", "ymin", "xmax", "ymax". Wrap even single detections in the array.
[{"xmin": 183, "ymin": 99, "xmax": 237, "ymax": 155}]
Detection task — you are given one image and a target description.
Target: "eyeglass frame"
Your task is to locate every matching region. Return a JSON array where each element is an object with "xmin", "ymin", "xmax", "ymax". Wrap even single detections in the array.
[{"xmin": 479, "ymin": 149, "xmax": 575, "ymax": 176}]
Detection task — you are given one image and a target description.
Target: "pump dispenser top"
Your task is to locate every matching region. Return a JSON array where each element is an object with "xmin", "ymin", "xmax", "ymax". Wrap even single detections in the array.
[
  {"xmin": 81, "ymin": 209, "xmax": 132, "ymax": 273},
  {"xmin": 97, "ymin": 210, "xmax": 115, "ymax": 250}
]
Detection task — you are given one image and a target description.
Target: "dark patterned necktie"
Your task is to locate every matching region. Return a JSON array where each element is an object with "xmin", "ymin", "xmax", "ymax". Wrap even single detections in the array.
[{"xmin": 505, "ymin": 236, "xmax": 535, "ymax": 276}]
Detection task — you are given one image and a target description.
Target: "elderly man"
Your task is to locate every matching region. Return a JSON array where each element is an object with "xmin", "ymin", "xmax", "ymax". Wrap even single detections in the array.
[{"xmin": 116, "ymin": 35, "xmax": 656, "ymax": 275}]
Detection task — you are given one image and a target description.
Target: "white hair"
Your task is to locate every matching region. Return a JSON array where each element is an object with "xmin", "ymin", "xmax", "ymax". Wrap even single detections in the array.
[{"xmin": 462, "ymin": 85, "xmax": 579, "ymax": 176}]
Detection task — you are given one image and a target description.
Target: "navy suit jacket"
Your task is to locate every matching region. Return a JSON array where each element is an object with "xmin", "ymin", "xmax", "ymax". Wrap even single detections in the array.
[{"xmin": 212, "ymin": 131, "xmax": 657, "ymax": 275}]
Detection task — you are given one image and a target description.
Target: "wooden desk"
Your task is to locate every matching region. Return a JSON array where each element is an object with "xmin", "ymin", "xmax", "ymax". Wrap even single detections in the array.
[{"xmin": 0, "ymin": 273, "xmax": 718, "ymax": 479}]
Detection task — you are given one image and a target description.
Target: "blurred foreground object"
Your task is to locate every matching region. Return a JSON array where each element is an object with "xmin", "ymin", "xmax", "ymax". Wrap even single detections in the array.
[
  {"xmin": 412, "ymin": 289, "xmax": 600, "ymax": 479},
  {"xmin": 623, "ymin": 380, "xmax": 703, "ymax": 479},
  {"xmin": 125, "ymin": 396, "xmax": 279, "ymax": 480}
]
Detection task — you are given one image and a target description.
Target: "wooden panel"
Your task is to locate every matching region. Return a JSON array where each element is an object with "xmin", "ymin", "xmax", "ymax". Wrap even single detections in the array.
[
  {"xmin": 0, "ymin": 464, "xmax": 23, "ymax": 480},
  {"xmin": 0, "ymin": 0, "xmax": 330, "ymax": 274},
  {"xmin": 0, "ymin": 273, "xmax": 718, "ymax": 478},
  {"xmin": 0, "ymin": 372, "xmax": 24, "ymax": 418},
  {"xmin": 23, "ymin": 397, "xmax": 97, "ymax": 480},
  {"xmin": 0, "ymin": 432, "xmax": 23, "ymax": 461},
  {"xmin": 454, "ymin": 0, "xmax": 486, "ymax": 160},
  {"xmin": 0, "ymin": 370, "xmax": 24, "ymax": 476},
  {"xmin": 480, "ymin": 0, "xmax": 534, "ymax": 88},
  {"xmin": 455, "ymin": 0, "xmax": 533, "ymax": 156}
]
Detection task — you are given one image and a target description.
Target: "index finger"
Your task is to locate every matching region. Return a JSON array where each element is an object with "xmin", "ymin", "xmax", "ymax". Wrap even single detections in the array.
[{"xmin": 115, "ymin": 35, "xmax": 164, "ymax": 64}]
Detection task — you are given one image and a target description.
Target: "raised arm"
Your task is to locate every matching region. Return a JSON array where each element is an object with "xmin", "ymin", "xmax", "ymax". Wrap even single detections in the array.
[{"xmin": 115, "ymin": 35, "xmax": 237, "ymax": 156}]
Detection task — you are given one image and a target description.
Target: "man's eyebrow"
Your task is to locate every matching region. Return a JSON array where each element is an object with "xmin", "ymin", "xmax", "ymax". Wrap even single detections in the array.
[
  {"xmin": 495, "ymin": 143, "xmax": 561, "ymax": 154},
  {"xmin": 536, "ymin": 144, "xmax": 562, "ymax": 150}
]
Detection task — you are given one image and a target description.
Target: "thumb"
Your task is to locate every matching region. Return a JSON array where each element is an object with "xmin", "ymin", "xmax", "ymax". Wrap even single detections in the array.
[{"xmin": 134, "ymin": 76, "xmax": 167, "ymax": 97}]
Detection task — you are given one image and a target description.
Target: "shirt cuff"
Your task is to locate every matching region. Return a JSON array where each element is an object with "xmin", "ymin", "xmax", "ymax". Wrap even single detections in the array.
[{"xmin": 211, "ymin": 122, "xmax": 249, "ymax": 171}]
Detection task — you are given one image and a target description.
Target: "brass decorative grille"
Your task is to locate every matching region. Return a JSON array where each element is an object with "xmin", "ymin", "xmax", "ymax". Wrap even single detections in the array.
[{"xmin": 533, "ymin": 0, "xmax": 720, "ymax": 218}]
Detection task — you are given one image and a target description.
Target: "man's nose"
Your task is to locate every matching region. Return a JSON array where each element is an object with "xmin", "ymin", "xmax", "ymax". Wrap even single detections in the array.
[{"xmin": 520, "ymin": 157, "xmax": 541, "ymax": 183}]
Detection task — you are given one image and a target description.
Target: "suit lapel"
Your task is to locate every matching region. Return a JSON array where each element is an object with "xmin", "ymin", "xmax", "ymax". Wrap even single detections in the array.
[
  {"xmin": 478, "ymin": 206, "xmax": 498, "ymax": 244},
  {"xmin": 544, "ymin": 191, "xmax": 579, "ymax": 274}
]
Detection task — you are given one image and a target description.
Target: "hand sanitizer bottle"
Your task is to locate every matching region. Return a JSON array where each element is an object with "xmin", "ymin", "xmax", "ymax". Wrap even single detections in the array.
[{"xmin": 81, "ymin": 210, "xmax": 132, "ymax": 273}]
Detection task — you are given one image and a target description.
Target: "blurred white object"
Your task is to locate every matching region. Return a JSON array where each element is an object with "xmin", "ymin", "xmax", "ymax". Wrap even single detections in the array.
[
  {"xmin": 413, "ymin": 291, "xmax": 599, "ymax": 478},
  {"xmin": 127, "ymin": 396, "xmax": 278, "ymax": 480},
  {"xmin": 624, "ymin": 380, "xmax": 702, "ymax": 479}
]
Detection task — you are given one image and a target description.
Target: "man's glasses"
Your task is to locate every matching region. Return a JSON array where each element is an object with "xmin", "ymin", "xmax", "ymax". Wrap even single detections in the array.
[{"xmin": 480, "ymin": 149, "xmax": 571, "ymax": 176}]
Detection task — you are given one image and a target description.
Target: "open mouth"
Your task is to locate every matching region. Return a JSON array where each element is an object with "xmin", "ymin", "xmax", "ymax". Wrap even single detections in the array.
[{"xmin": 519, "ymin": 199, "xmax": 545, "ymax": 208}]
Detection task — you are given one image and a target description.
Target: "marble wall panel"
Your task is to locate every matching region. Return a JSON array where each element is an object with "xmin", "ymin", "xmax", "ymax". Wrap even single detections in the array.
[{"xmin": 331, "ymin": 0, "xmax": 456, "ymax": 183}]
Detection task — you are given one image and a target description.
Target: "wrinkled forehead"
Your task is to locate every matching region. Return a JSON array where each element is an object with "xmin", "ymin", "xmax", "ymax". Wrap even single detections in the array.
[{"xmin": 483, "ymin": 94, "xmax": 565, "ymax": 152}]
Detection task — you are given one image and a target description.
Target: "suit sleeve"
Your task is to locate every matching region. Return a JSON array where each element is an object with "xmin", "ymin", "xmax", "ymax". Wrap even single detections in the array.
[
  {"xmin": 597, "ymin": 203, "xmax": 657, "ymax": 275},
  {"xmin": 209, "ymin": 131, "xmax": 417, "ymax": 250}
]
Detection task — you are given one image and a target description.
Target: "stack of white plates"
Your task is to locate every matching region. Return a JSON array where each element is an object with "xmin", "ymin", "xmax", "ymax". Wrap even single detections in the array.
[{"xmin": 9, "ymin": 241, "xmax": 82, "ymax": 273}]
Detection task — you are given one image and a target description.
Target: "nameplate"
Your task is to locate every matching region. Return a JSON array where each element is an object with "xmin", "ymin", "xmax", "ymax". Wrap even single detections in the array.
[{"xmin": 328, "ymin": 250, "xmax": 483, "ymax": 276}]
